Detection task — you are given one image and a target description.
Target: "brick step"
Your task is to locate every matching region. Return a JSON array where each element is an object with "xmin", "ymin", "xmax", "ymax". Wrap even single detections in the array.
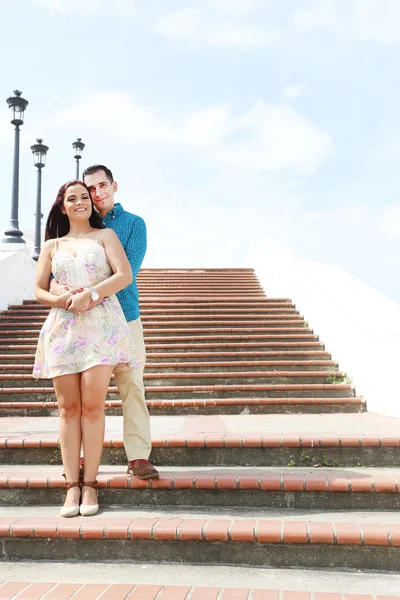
[
  {"xmin": 139, "ymin": 283, "xmax": 265, "ymax": 298},
  {"xmin": 136, "ymin": 297, "xmax": 274, "ymax": 303},
  {"xmin": 137, "ymin": 278, "xmax": 262, "ymax": 283},
  {"xmin": 0, "ymin": 351, "xmax": 333, "ymax": 364},
  {"xmin": 143, "ymin": 342, "xmax": 326, "ymax": 353},
  {"xmin": 137, "ymin": 276, "xmax": 261, "ymax": 280},
  {"xmin": 137, "ymin": 277, "xmax": 261, "ymax": 282},
  {"xmin": 0, "ymin": 342, "xmax": 326, "ymax": 355},
  {"xmin": 0, "ymin": 466, "xmax": 398, "ymax": 511},
  {"xmin": 0, "ymin": 319, "xmax": 307, "ymax": 331},
  {"xmin": 137, "ymin": 274, "xmax": 260, "ymax": 278},
  {"xmin": 137, "ymin": 283, "xmax": 264, "ymax": 288},
  {"xmin": 1, "ymin": 430, "xmax": 398, "ymax": 467},
  {"xmin": 137, "ymin": 271, "xmax": 258, "ymax": 276},
  {"xmin": 3, "ymin": 562, "xmax": 399, "ymax": 597},
  {"xmin": 4, "ymin": 303, "xmax": 295, "ymax": 315},
  {"xmin": 137, "ymin": 276, "xmax": 261, "ymax": 281},
  {"xmin": 3, "ymin": 307, "xmax": 298, "ymax": 317},
  {"xmin": 137, "ymin": 288, "xmax": 266, "ymax": 293},
  {"xmin": 0, "ymin": 383, "xmax": 355, "ymax": 402},
  {"xmin": 1, "ymin": 514, "xmax": 400, "ymax": 572},
  {"xmin": 0, "ymin": 336, "xmax": 321, "ymax": 349},
  {"xmin": 143, "ymin": 332, "xmax": 320, "ymax": 341},
  {"xmin": 156, "ymin": 280, "xmax": 270, "ymax": 286},
  {"xmin": 138, "ymin": 267, "xmax": 255, "ymax": 270},
  {"xmin": 0, "ymin": 397, "xmax": 366, "ymax": 417},
  {"xmin": 0, "ymin": 314, "xmax": 301, "ymax": 325},
  {"xmin": 138, "ymin": 292, "xmax": 267, "ymax": 297},
  {"xmin": 138, "ymin": 267, "xmax": 255, "ymax": 271},
  {"xmin": 20, "ymin": 298, "xmax": 292, "ymax": 306},
  {"xmin": 138, "ymin": 268, "xmax": 256, "ymax": 273},
  {"xmin": 0, "ymin": 360, "xmax": 339, "ymax": 374},
  {"xmin": 0, "ymin": 328, "xmax": 315, "ymax": 340},
  {"xmin": 6, "ymin": 581, "xmax": 394, "ymax": 600},
  {"xmin": 0, "ymin": 372, "xmax": 348, "ymax": 389}
]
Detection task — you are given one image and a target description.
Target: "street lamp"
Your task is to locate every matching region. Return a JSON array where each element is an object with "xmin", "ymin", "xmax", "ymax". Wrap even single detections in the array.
[
  {"xmin": 31, "ymin": 138, "xmax": 49, "ymax": 261},
  {"xmin": 2, "ymin": 90, "xmax": 29, "ymax": 244},
  {"xmin": 72, "ymin": 137, "xmax": 85, "ymax": 179}
]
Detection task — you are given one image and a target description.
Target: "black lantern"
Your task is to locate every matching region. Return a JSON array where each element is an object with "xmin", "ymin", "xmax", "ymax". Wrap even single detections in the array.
[
  {"xmin": 72, "ymin": 137, "xmax": 85, "ymax": 179},
  {"xmin": 6, "ymin": 90, "xmax": 28, "ymax": 126},
  {"xmin": 31, "ymin": 138, "xmax": 49, "ymax": 169},
  {"xmin": 31, "ymin": 139, "xmax": 49, "ymax": 261},
  {"xmin": 2, "ymin": 90, "xmax": 29, "ymax": 244}
]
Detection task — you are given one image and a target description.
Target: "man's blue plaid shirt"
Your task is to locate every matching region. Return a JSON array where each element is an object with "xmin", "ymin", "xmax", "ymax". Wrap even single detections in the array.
[{"xmin": 102, "ymin": 203, "xmax": 146, "ymax": 322}]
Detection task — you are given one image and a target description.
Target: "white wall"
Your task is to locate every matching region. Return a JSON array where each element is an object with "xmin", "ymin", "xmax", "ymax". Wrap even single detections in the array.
[
  {"xmin": 0, "ymin": 246, "xmax": 36, "ymax": 310},
  {"xmin": 247, "ymin": 241, "xmax": 400, "ymax": 418}
]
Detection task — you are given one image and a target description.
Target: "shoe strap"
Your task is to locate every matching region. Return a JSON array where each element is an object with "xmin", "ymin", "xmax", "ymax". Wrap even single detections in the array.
[
  {"xmin": 65, "ymin": 481, "xmax": 81, "ymax": 490},
  {"xmin": 82, "ymin": 480, "xmax": 98, "ymax": 488}
]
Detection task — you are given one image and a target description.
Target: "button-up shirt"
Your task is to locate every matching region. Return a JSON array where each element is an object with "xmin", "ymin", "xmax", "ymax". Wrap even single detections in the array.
[{"xmin": 102, "ymin": 203, "xmax": 146, "ymax": 322}]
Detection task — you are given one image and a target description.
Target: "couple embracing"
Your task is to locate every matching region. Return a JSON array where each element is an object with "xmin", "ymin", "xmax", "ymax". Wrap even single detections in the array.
[{"xmin": 33, "ymin": 165, "xmax": 159, "ymax": 518}]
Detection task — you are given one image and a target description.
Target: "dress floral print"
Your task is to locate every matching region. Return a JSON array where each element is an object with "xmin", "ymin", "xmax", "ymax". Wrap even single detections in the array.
[{"xmin": 33, "ymin": 240, "xmax": 140, "ymax": 379}]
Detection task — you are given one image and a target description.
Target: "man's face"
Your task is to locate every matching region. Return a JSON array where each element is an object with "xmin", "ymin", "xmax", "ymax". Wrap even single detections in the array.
[{"xmin": 84, "ymin": 170, "xmax": 118, "ymax": 216}]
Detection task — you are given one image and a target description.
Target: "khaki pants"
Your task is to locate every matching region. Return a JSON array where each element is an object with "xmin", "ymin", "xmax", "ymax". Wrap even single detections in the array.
[{"xmin": 114, "ymin": 317, "xmax": 152, "ymax": 461}]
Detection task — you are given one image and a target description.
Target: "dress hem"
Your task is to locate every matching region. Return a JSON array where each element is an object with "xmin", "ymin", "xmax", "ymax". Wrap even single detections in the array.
[{"xmin": 32, "ymin": 357, "xmax": 140, "ymax": 380}]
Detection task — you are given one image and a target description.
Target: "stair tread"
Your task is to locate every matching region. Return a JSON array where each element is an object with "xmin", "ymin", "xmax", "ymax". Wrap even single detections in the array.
[
  {"xmin": 1, "ymin": 412, "xmax": 397, "ymax": 433},
  {"xmin": 2, "ymin": 580, "xmax": 396, "ymax": 600},
  {"xmin": 0, "ymin": 361, "xmax": 338, "ymax": 369},
  {"xmin": 2, "ymin": 565, "xmax": 400, "ymax": 596},
  {"xmin": 0, "ymin": 371, "xmax": 345, "ymax": 380},
  {"xmin": 1, "ymin": 465, "xmax": 399, "ymax": 492},
  {"xmin": 2, "ymin": 512, "xmax": 400, "ymax": 542},
  {"xmin": 0, "ymin": 397, "xmax": 364, "ymax": 406}
]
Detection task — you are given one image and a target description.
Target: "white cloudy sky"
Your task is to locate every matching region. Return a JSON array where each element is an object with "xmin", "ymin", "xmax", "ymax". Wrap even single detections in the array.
[{"xmin": 0, "ymin": 0, "xmax": 399, "ymax": 301}]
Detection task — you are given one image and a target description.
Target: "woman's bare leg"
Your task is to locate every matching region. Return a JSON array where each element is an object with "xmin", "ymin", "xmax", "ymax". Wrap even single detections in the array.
[
  {"xmin": 80, "ymin": 365, "xmax": 114, "ymax": 506},
  {"xmin": 53, "ymin": 373, "xmax": 82, "ymax": 507}
]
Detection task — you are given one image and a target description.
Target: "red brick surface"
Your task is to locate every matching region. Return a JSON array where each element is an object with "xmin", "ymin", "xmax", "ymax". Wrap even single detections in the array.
[{"xmin": 2, "ymin": 583, "xmax": 395, "ymax": 600}]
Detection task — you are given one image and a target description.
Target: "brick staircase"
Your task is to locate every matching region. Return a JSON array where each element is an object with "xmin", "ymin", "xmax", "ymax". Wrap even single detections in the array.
[{"xmin": 0, "ymin": 268, "xmax": 400, "ymax": 598}]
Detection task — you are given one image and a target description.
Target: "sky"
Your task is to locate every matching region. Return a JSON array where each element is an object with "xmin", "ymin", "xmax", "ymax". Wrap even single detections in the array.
[{"xmin": 0, "ymin": 0, "xmax": 399, "ymax": 302}]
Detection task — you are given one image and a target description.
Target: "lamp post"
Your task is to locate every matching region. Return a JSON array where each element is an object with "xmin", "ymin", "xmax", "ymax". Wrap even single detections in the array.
[
  {"xmin": 31, "ymin": 139, "xmax": 49, "ymax": 261},
  {"xmin": 2, "ymin": 90, "xmax": 29, "ymax": 244},
  {"xmin": 72, "ymin": 137, "xmax": 85, "ymax": 179}
]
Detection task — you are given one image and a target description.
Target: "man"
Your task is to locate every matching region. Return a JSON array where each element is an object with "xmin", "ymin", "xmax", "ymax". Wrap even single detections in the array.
[{"xmin": 52, "ymin": 164, "xmax": 159, "ymax": 480}]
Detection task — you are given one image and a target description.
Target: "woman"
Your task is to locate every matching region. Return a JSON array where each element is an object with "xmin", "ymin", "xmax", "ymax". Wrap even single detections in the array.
[{"xmin": 33, "ymin": 180, "xmax": 140, "ymax": 518}]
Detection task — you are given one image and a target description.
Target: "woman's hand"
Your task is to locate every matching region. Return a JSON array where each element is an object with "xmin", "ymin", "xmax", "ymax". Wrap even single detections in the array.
[
  {"xmin": 66, "ymin": 289, "xmax": 91, "ymax": 313},
  {"xmin": 56, "ymin": 288, "xmax": 84, "ymax": 308},
  {"xmin": 87, "ymin": 297, "xmax": 103, "ymax": 311}
]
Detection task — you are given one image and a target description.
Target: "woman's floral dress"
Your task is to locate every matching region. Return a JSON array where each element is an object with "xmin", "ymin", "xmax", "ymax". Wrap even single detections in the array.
[{"xmin": 33, "ymin": 240, "xmax": 140, "ymax": 379}]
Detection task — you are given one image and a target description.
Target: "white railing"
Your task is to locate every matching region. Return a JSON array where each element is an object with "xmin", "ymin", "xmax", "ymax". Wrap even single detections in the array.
[
  {"xmin": 0, "ymin": 245, "xmax": 36, "ymax": 311},
  {"xmin": 248, "ymin": 241, "xmax": 400, "ymax": 418}
]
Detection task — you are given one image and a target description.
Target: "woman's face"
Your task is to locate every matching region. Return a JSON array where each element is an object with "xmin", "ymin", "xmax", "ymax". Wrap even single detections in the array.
[{"xmin": 61, "ymin": 184, "xmax": 93, "ymax": 223}]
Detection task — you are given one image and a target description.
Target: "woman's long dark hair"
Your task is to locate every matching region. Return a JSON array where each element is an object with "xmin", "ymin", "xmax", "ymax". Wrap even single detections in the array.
[{"xmin": 44, "ymin": 180, "xmax": 104, "ymax": 241}]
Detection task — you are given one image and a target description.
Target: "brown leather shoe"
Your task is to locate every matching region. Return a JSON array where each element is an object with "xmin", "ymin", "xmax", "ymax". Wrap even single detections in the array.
[{"xmin": 127, "ymin": 459, "xmax": 159, "ymax": 480}]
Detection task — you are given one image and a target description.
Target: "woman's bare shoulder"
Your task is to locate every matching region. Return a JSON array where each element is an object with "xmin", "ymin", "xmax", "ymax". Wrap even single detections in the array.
[{"xmin": 41, "ymin": 239, "xmax": 56, "ymax": 253}]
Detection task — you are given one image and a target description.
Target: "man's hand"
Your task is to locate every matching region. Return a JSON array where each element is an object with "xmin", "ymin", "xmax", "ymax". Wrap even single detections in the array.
[
  {"xmin": 66, "ymin": 290, "xmax": 91, "ymax": 313},
  {"xmin": 50, "ymin": 279, "xmax": 70, "ymax": 296}
]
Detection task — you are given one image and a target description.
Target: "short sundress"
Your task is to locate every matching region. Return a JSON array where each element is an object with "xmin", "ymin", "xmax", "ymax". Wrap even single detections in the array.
[{"xmin": 32, "ymin": 234, "xmax": 140, "ymax": 379}]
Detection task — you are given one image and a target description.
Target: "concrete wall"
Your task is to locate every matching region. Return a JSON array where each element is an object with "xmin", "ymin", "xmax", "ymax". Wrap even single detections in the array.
[
  {"xmin": 0, "ymin": 246, "xmax": 36, "ymax": 310},
  {"xmin": 247, "ymin": 241, "xmax": 400, "ymax": 418}
]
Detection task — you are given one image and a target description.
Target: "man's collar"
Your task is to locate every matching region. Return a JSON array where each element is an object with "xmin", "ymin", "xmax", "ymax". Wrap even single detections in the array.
[{"xmin": 104, "ymin": 203, "xmax": 123, "ymax": 219}]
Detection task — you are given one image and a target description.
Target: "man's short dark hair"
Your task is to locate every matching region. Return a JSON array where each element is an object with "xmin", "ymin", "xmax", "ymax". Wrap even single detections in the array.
[{"xmin": 82, "ymin": 164, "xmax": 114, "ymax": 184}]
